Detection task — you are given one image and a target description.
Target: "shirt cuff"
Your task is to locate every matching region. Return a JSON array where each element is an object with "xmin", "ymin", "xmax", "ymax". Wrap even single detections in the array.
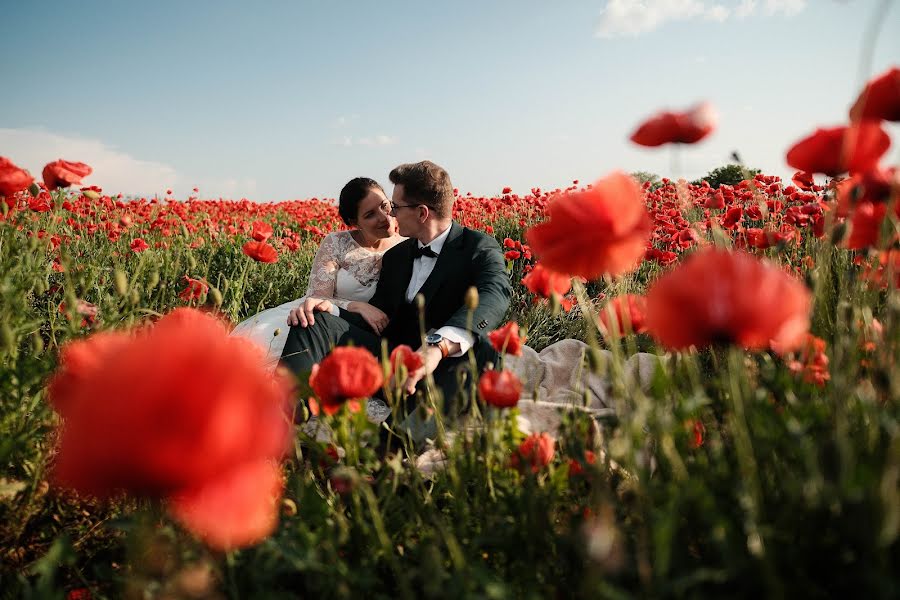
[
  {"xmin": 328, "ymin": 303, "xmax": 341, "ymax": 317},
  {"xmin": 435, "ymin": 326, "xmax": 474, "ymax": 358}
]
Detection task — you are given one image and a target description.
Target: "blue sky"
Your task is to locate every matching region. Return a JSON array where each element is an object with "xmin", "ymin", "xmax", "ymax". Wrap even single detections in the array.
[{"xmin": 2, "ymin": 0, "xmax": 898, "ymax": 201}]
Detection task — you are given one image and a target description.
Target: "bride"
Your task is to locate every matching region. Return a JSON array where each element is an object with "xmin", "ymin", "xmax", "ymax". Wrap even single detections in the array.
[{"xmin": 231, "ymin": 177, "xmax": 403, "ymax": 369}]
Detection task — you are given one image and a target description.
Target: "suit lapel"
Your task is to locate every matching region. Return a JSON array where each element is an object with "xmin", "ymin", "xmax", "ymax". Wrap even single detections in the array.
[{"xmin": 416, "ymin": 222, "xmax": 464, "ymax": 305}]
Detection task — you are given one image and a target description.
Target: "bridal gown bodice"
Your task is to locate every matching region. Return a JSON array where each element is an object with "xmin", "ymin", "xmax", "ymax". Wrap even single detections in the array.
[{"xmin": 230, "ymin": 230, "xmax": 395, "ymax": 369}]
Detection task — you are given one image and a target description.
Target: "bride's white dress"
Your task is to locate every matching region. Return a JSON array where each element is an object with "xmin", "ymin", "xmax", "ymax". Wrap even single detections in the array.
[{"xmin": 231, "ymin": 230, "xmax": 398, "ymax": 371}]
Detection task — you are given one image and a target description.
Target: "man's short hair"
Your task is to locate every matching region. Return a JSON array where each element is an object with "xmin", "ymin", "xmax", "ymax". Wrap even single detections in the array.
[{"xmin": 389, "ymin": 161, "xmax": 454, "ymax": 219}]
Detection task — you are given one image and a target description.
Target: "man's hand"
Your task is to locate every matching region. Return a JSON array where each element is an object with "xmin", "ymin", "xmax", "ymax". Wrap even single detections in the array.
[
  {"xmin": 287, "ymin": 297, "xmax": 334, "ymax": 327},
  {"xmin": 348, "ymin": 302, "xmax": 389, "ymax": 335},
  {"xmin": 403, "ymin": 345, "xmax": 444, "ymax": 395}
]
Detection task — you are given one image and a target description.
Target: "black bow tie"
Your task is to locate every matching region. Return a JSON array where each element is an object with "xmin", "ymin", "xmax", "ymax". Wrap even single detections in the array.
[{"xmin": 413, "ymin": 244, "xmax": 438, "ymax": 259}]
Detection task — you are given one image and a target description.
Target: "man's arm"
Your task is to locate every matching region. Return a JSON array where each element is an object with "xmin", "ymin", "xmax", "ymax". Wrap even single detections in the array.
[{"xmin": 442, "ymin": 235, "xmax": 512, "ymax": 339}]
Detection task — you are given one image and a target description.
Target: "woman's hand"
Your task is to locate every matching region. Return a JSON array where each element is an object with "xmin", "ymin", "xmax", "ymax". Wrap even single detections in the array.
[
  {"xmin": 287, "ymin": 297, "xmax": 334, "ymax": 327},
  {"xmin": 348, "ymin": 302, "xmax": 389, "ymax": 335}
]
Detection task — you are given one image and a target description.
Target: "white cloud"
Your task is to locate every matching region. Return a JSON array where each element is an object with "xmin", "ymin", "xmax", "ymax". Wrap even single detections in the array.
[
  {"xmin": 334, "ymin": 134, "xmax": 398, "ymax": 147},
  {"xmin": 0, "ymin": 127, "xmax": 178, "ymax": 196},
  {"xmin": 596, "ymin": 0, "xmax": 807, "ymax": 37}
]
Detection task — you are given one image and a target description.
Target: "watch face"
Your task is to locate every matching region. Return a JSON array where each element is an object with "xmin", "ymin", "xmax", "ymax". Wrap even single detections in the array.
[{"xmin": 425, "ymin": 333, "xmax": 442, "ymax": 345}]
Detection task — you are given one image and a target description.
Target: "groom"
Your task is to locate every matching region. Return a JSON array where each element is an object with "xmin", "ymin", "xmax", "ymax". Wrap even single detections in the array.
[{"xmin": 279, "ymin": 160, "xmax": 511, "ymax": 415}]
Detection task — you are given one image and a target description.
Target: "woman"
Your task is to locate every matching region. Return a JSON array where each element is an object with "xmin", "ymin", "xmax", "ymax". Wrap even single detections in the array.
[{"xmin": 231, "ymin": 177, "xmax": 404, "ymax": 369}]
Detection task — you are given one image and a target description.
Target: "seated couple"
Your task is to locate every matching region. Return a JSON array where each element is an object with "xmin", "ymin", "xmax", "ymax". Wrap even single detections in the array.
[{"xmin": 233, "ymin": 160, "xmax": 511, "ymax": 425}]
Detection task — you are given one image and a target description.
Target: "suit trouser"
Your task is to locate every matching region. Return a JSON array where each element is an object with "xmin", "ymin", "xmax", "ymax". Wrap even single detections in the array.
[{"xmin": 279, "ymin": 312, "xmax": 498, "ymax": 418}]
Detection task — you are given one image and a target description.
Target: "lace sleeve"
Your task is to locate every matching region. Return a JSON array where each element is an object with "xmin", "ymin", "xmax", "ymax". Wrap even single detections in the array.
[{"xmin": 304, "ymin": 233, "xmax": 351, "ymax": 309}]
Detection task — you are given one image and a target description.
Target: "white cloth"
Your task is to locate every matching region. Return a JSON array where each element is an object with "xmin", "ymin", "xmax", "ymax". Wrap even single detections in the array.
[
  {"xmin": 230, "ymin": 230, "xmax": 400, "ymax": 370},
  {"xmin": 407, "ymin": 225, "xmax": 474, "ymax": 357}
]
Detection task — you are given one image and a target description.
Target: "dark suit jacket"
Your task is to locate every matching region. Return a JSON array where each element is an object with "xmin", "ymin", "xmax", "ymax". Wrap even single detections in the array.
[{"xmin": 338, "ymin": 222, "xmax": 511, "ymax": 349}]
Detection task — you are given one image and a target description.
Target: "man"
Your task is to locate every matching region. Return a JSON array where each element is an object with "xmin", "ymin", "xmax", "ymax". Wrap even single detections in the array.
[{"xmin": 279, "ymin": 160, "xmax": 511, "ymax": 418}]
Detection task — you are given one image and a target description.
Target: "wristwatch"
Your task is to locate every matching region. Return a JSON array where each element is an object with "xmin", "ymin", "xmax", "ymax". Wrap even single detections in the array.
[{"xmin": 426, "ymin": 333, "xmax": 451, "ymax": 358}]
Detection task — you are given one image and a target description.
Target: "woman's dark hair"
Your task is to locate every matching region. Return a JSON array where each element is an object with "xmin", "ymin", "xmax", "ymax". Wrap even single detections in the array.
[{"xmin": 338, "ymin": 177, "xmax": 385, "ymax": 225}]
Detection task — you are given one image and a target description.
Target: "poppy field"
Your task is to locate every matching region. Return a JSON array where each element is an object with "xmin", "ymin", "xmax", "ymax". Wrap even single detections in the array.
[{"xmin": 1, "ymin": 68, "xmax": 900, "ymax": 598}]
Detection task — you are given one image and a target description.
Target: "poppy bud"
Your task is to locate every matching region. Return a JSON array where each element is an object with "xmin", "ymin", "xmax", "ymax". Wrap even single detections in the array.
[
  {"xmin": 28, "ymin": 235, "xmax": 38, "ymax": 252},
  {"xmin": 273, "ymin": 328, "xmax": 281, "ymax": 338},
  {"xmin": 188, "ymin": 254, "xmax": 197, "ymax": 270},
  {"xmin": 129, "ymin": 289, "xmax": 140, "ymax": 306},
  {"xmin": 82, "ymin": 190, "xmax": 100, "ymax": 200},
  {"xmin": 28, "ymin": 182, "xmax": 40, "ymax": 197},
  {"xmin": 1, "ymin": 322, "xmax": 15, "ymax": 352},
  {"xmin": 114, "ymin": 270, "xmax": 128, "ymax": 296},
  {"xmin": 415, "ymin": 293, "xmax": 425, "ymax": 310},
  {"xmin": 34, "ymin": 279, "xmax": 46, "ymax": 296},
  {"xmin": 147, "ymin": 270, "xmax": 160, "ymax": 290},
  {"xmin": 209, "ymin": 287, "xmax": 223, "ymax": 307},
  {"xmin": 465, "ymin": 286, "xmax": 479, "ymax": 310},
  {"xmin": 32, "ymin": 332, "xmax": 44, "ymax": 354}
]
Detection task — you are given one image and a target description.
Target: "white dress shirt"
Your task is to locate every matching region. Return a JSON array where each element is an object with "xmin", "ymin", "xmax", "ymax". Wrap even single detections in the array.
[{"xmin": 407, "ymin": 225, "xmax": 474, "ymax": 357}]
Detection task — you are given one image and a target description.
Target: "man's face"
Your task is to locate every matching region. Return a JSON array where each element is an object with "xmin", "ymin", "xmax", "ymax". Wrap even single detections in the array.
[{"xmin": 390, "ymin": 184, "xmax": 421, "ymax": 239}]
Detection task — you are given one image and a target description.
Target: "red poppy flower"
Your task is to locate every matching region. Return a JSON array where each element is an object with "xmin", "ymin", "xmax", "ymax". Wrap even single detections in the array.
[
  {"xmin": 42, "ymin": 160, "xmax": 93, "ymax": 191},
  {"xmin": 242, "ymin": 241, "xmax": 279, "ymax": 263},
  {"xmin": 849, "ymin": 66, "xmax": 900, "ymax": 122},
  {"xmin": 510, "ymin": 432, "xmax": 555, "ymax": 473},
  {"xmin": 721, "ymin": 206, "xmax": 743, "ymax": 229},
  {"xmin": 504, "ymin": 250, "xmax": 521, "ymax": 260},
  {"xmin": 251, "ymin": 221, "xmax": 274, "ymax": 242},
  {"xmin": 526, "ymin": 172, "xmax": 652, "ymax": 279},
  {"xmin": 130, "ymin": 238, "xmax": 149, "ymax": 253},
  {"xmin": 834, "ymin": 167, "xmax": 899, "ymax": 217},
  {"xmin": 502, "ymin": 186, "xmax": 512, "ymax": 194},
  {"xmin": 179, "ymin": 276, "xmax": 209, "ymax": 302},
  {"xmin": 785, "ymin": 123, "xmax": 890, "ymax": 176},
  {"xmin": 776, "ymin": 334, "xmax": 830, "ymax": 387},
  {"xmin": 629, "ymin": 102, "xmax": 717, "ymax": 147},
  {"xmin": 478, "ymin": 369, "xmax": 522, "ymax": 408},
  {"xmin": 791, "ymin": 170, "xmax": 816, "ymax": 191},
  {"xmin": 47, "ymin": 309, "xmax": 293, "ymax": 548},
  {"xmin": 845, "ymin": 201, "xmax": 889, "ymax": 249},
  {"xmin": 167, "ymin": 459, "xmax": 283, "ymax": 551},
  {"xmin": 645, "ymin": 249, "xmax": 812, "ymax": 351},
  {"xmin": 0, "ymin": 156, "xmax": 34, "ymax": 200},
  {"xmin": 567, "ymin": 450, "xmax": 596, "ymax": 477},
  {"xmin": 598, "ymin": 294, "xmax": 647, "ymax": 337},
  {"xmin": 488, "ymin": 321, "xmax": 525, "ymax": 356},
  {"xmin": 521, "ymin": 263, "xmax": 572, "ymax": 299},
  {"xmin": 389, "ymin": 344, "xmax": 423, "ymax": 376},
  {"xmin": 688, "ymin": 420, "xmax": 705, "ymax": 449},
  {"xmin": 309, "ymin": 346, "xmax": 383, "ymax": 415}
]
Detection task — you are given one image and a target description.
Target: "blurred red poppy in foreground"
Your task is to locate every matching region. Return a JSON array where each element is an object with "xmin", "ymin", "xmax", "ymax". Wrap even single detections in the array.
[
  {"xmin": 645, "ymin": 249, "xmax": 812, "ymax": 351},
  {"xmin": 488, "ymin": 321, "xmax": 525, "ymax": 356},
  {"xmin": 242, "ymin": 241, "xmax": 279, "ymax": 263},
  {"xmin": 521, "ymin": 263, "xmax": 572, "ymax": 299},
  {"xmin": 598, "ymin": 294, "xmax": 647, "ymax": 338},
  {"xmin": 309, "ymin": 346, "xmax": 383, "ymax": 415},
  {"xmin": 478, "ymin": 369, "xmax": 523, "ymax": 408},
  {"xmin": 42, "ymin": 160, "xmax": 93, "ymax": 191},
  {"xmin": 629, "ymin": 102, "xmax": 717, "ymax": 147},
  {"xmin": 527, "ymin": 172, "xmax": 652, "ymax": 279},
  {"xmin": 389, "ymin": 344, "xmax": 423, "ymax": 376},
  {"xmin": 785, "ymin": 123, "xmax": 890, "ymax": 176},
  {"xmin": 849, "ymin": 66, "xmax": 900, "ymax": 122},
  {"xmin": 0, "ymin": 156, "xmax": 34, "ymax": 200},
  {"xmin": 510, "ymin": 432, "xmax": 555, "ymax": 473},
  {"xmin": 47, "ymin": 308, "xmax": 293, "ymax": 550}
]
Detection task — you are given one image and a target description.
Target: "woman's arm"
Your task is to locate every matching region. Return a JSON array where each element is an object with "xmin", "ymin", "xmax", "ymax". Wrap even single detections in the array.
[{"xmin": 304, "ymin": 233, "xmax": 351, "ymax": 309}]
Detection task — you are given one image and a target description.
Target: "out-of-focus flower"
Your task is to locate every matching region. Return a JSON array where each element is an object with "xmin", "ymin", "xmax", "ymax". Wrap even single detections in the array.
[
  {"xmin": 478, "ymin": 369, "xmax": 522, "ymax": 408},
  {"xmin": 47, "ymin": 308, "xmax": 293, "ymax": 550},
  {"xmin": 629, "ymin": 102, "xmax": 717, "ymax": 146},
  {"xmin": 521, "ymin": 263, "xmax": 572, "ymax": 300},
  {"xmin": 567, "ymin": 450, "xmax": 597, "ymax": 476},
  {"xmin": 645, "ymin": 249, "xmax": 812, "ymax": 351},
  {"xmin": 488, "ymin": 321, "xmax": 525, "ymax": 356},
  {"xmin": 242, "ymin": 241, "xmax": 279, "ymax": 263},
  {"xmin": 309, "ymin": 346, "xmax": 383, "ymax": 415},
  {"xmin": 0, "ymin": 157, "xmax": 34, "ymax": 200},
  {"xmin": 389, "ymin": 344, "xmax": 423, "ymax": 377},
  {"xmin": 785, "ymin": 123, "xmax": 890, "ymax": 176},
  {"xmin": 777, "ymin": 333, "xmax": 830, "ymax": 387},
  {"xmin": 130, "ymin": 238, "xmax": 149, "ymax": 253},
  {"xmin": 510, "ymin": 432, "xmax": 555, "ymax": 473},
  {"xmin": 42, "ymin": 160, "xmax": 92, "ymax": 191},
  {"xmin": 527, "ymin": 172, "xmax": 651, "ymax": 279},
  {"xmin": 849, "ymin": 66, "xmax": 900, "ymax": 122},
  {"xmin": 791, "ymin": 170, "xmax": 816, "ymax": 191},
  {"xmin": 598, "ymin": 294, "xmax": 647, "ymax": 338}
]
